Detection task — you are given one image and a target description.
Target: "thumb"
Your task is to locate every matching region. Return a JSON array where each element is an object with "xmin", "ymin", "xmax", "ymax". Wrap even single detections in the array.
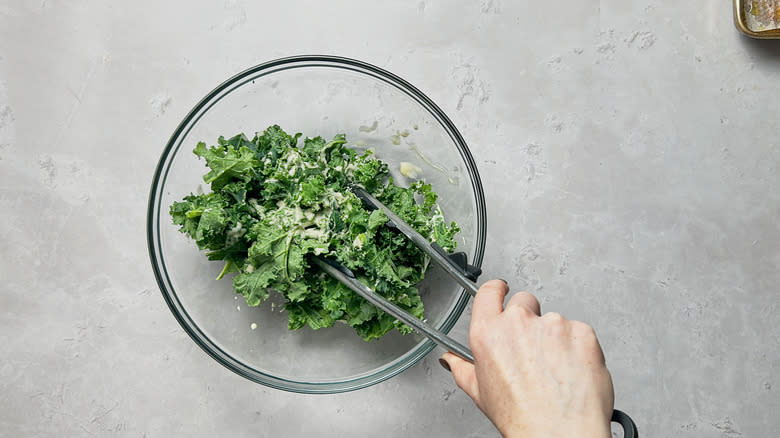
[{"xmin": 440, "ymin": 352, "xmax": 479, "ymax": 403}]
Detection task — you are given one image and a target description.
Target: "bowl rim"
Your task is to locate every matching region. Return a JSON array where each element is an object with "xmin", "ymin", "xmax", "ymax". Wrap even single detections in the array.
[{"xmin": 146, "ymin": 54, "xmax": 487, "ymax": 393}]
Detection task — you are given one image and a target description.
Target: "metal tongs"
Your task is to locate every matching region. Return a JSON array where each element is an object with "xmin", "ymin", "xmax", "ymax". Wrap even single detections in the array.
[
  {"xmin": 312, "ymin": 186, "xmax": 638, "ymax": 437},
  {"xmin": 311, "ymin": 185, "xmax": 482, "ymax": 362}
]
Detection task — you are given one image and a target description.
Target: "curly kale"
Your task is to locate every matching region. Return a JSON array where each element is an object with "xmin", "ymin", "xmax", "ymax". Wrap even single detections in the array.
[{"xmin": 171, "ymin": 125, "xmax": 459, "ymax": 341}]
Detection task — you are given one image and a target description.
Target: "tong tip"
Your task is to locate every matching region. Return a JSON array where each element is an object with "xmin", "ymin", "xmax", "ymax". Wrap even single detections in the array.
[{"xmin": 348, "ymin": 185, "xmax": 378, "ymax": 211}]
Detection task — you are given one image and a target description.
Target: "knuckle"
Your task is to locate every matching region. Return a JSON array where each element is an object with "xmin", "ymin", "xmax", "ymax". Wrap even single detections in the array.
[
  {"xmin": 542, "ymin": 311, "xmax": 565, "ymax": 324},
  {"xmin": 469, "ymin": 334, "xmax": 490, "ymax": 354},
  {"xmin": 570, "ymin": 321, "xmax": 603, "ymax": 359},
  {"xmin": 504, "ymin": 305, "xmax": 527, "ymax": 317},
  {"xmin": 507, "ymin": 291, "xmax": 540, "ymax": 311},
  {"xmin": 571, "ymin": 321, "xmax": 597, "ymax": 338},
  {"xmin": 516, "ymin": 291, "xmax": 538, "ymax": 304},
  {"xmin": 506, "ymin": 303, "xmax": 534, "ymax": 318},
  {"xmin": 479, "ymin": 280, "xmax": 508, "ymax": 296},
  {"xmin": 484, "ymin": 279, "xmax": 508, "ymax": 289},
  {"xmin": 541, "ymin": 312, "xmax": 566, "ymax": 335}
]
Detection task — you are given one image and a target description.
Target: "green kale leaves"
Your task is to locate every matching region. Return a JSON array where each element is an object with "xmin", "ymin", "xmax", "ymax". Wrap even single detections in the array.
[{"xmin": 171, "ymin": 125, "xmax": 460, "ymax": 341}]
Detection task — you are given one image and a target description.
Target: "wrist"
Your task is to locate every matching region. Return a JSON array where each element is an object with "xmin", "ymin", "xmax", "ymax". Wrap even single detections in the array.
[
  {"xmin": 566, "ymin": 416, "xmax": 611, "ymax": 438},
  {"xmin": 497, "ymin": 417, "xmax": 611, "ymax": 438}
]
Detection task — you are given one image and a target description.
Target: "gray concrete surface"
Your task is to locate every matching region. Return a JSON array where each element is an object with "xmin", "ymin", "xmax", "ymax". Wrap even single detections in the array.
[{"xmin": 1, "ymin": 1, "xmax": 778, "ymax": 437}]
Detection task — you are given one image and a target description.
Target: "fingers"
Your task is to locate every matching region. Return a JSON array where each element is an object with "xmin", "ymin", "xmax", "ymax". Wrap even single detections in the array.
[
  {"xmin": 506, "ymin": 291, "xmax": 541, "ymax": 316},
  {"xmin": 472, "ymin": 279, "xmax": 509, "ymax": 322},
  {"xmin": 537, "ymin": 315, "xmax": 607, "ymax": 366},
  {"xmin": 440, "ymin": 352, "xmax": 479, "ymax": 402},
  {"xmin": 569, "ymin": 320, "xmax": 606, "ymax": 365}
]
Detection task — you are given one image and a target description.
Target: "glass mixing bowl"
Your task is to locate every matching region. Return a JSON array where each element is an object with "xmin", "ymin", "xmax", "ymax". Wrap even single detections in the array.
[{"xmin": 147, "ymin": 55, "xmax": 486, "ymax": 393}]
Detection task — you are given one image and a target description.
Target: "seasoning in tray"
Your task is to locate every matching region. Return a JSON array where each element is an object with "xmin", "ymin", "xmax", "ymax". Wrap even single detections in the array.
[{"xmin": 744, "ymin": 0, "xmax": 780, "ymax": 31}]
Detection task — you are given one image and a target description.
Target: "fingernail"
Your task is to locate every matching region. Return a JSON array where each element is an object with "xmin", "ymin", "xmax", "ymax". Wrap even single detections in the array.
[
  {"xmin": 439, "ymin": 358, "xmax": 451, "ymax": 372},
  {"xmin": 498, "ymin": 278, "xmax": 508, "ymax": 286}
]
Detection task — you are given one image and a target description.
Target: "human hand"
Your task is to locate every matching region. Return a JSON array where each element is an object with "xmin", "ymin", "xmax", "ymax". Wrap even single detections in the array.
[{"xmin": 440, "ymin": 280, "xmax": 615, "ymax": 438}]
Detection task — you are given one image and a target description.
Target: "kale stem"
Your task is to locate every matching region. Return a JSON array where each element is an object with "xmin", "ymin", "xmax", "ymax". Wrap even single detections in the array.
[
  {"xmin": 283, "ymin": 234, "xmax": 293, "ymax": 280},
  {"xmin": 216, "ymin": 260, "xmax": 232, "ymax": 280}
]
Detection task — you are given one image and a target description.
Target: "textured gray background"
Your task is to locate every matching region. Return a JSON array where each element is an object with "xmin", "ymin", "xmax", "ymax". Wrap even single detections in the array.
[{"xmin": 1, "ymin": 1, "xmax": 778, "ymax": 437}]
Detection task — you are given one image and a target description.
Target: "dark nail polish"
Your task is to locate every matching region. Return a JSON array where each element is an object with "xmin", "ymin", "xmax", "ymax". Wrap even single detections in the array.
[{"xmin": 439, "ymin": 358, "xmax": 451, "ymax": 372}]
